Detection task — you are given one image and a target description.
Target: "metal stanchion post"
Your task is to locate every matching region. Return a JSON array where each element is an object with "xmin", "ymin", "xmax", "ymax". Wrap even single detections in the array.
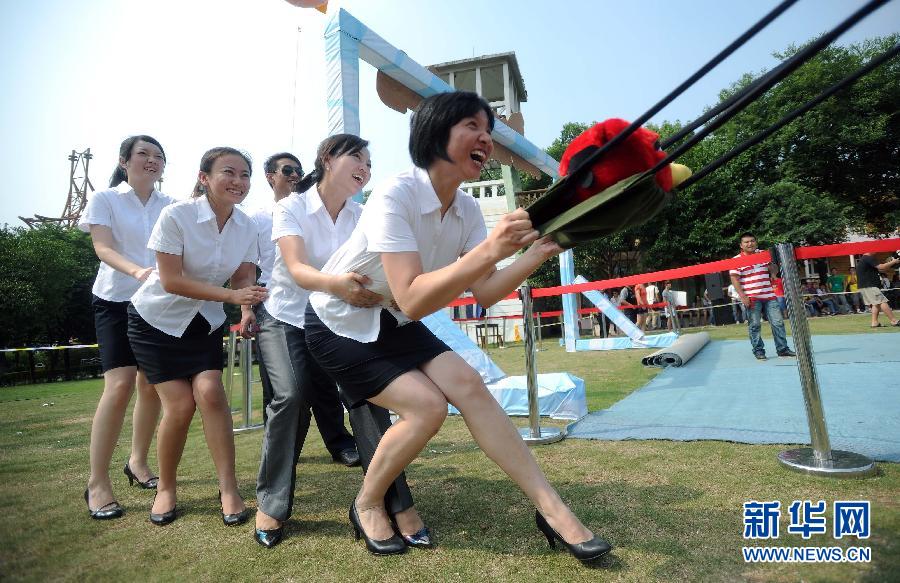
[
  {"xmin": 234, "ymin": 337, "xmax": 264, "ymax": 434},
  {"xmin": 518, "ymin": 284, "xmax": 564, "ymax": 445},
  {"xmin": 225, "ymin": 331, "xmax": 237, "ymax": 412},
  {"xmin": 774, "ymin": 243, "xmax": 875, "ymax": 478},
  {"xmin": 535, "ymin": 312, "xmax": 543, "ymax": 351}
]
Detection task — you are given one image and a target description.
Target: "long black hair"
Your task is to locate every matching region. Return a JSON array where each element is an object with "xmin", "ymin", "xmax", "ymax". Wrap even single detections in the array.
[
  {"xmin": 108, "ymin": 135, "xmax": 166, "ymax": 187},
  {"xmin": 191, "ymin": 147, "xmax": 252, "ymax": 197},
  {"xmin": 295, "ymin": 134, "xmax": 369, "ymax": 194}
]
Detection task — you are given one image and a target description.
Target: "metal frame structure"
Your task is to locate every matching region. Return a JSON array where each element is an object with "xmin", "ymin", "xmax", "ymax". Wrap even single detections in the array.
[{"xmin": 20, "ymin": 149, "xmax": 94, "ymax": 229}]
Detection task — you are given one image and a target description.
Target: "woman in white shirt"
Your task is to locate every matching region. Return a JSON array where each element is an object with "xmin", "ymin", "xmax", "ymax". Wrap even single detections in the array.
[
  {"xmin": 305, "ymin": 92, "xmax": 610, "ymax": 561},
  {"xmin": 127, "ymin": 147, "xmax": 266, "ymax": 526},
  {"xmin": 254, "ymin": 134, "xmax": 429, "ymax": 549},
  {"xmin": 79, "ymin": 135, "xmax": 173, "ymax": 520}
]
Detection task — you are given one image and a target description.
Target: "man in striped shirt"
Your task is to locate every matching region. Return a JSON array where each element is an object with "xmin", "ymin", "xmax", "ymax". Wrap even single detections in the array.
[{"xmin": 729, "ymin": 233, "xmax": 795, "ymax": 361}]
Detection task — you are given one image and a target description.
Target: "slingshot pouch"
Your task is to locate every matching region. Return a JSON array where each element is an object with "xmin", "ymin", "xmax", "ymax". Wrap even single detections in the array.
[{"xmin": 526, "ymin": 173, "xmax": 671, "ymax": 249}]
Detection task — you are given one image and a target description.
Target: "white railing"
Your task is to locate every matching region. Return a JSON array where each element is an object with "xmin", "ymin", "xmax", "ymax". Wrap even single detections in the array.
[{"xmin": 461, "ymin": 179, "xmax": 505, "ymax": 199}]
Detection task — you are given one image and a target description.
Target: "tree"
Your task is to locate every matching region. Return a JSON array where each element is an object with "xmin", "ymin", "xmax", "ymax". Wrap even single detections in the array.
[{"xmin": 0, "ymin": 225, "xmax": 98, "ymax": 347}]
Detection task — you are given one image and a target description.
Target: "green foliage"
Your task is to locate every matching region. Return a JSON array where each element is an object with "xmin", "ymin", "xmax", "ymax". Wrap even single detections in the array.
[
  {"xmin": 0, "ymin": 225, "xmax": 98, "ymax": 346},
  {"xmin": 526, "ymin": 34, "xmax": 898, "ymax": 287}
]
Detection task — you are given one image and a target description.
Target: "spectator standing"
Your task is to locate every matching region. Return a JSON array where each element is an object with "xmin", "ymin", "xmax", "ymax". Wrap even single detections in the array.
[
  {"xmin": 727, "ymin": 282, "xmax": 747, "ymax": 324},
  {"xmin": 728, "ymin": 233, "xmax": 795, "ymax": 360},
  {"xmin": 846, "ymin": 267, "xmax": 863, "ymax": 313},
  {"xmin": 856, "ymin": 252, "xmax": 900, "ymax": 327},
  {"xmin": 645, "ymin": 282, "xmax": 660, "ymax": 330},
  {"xmin": 772, "ymin": 277, "xmax": 787, "ymax": 317},
  {"xmin": 635, "ymin": 282, "xmax": 648, "ymax": 331}
]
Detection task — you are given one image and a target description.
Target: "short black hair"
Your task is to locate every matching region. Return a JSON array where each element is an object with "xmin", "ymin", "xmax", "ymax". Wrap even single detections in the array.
[
  {"xmin": 264, "ymin": 152, "xmax": 301, "ymax": 175},
  {"xmin": 739, "ymin": 232, "xmax": 756, "ymax": 243},
  {"xmin": 408, "ymin": 91, "xmax": 494, "ymax": 169}
]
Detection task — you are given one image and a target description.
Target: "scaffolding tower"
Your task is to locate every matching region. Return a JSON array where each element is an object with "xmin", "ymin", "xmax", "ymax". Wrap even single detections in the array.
[{"xmin": 20, "ymin": 148, "xmax": 94, "ymax": 229}]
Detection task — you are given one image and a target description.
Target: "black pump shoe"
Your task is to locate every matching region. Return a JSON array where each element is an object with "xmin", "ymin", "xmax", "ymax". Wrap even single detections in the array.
[
  {"xmin": 83, "ymin": 489, "xmax": 124, "ymax": 520},
  {"xmin": 124, "ymin": 463, "xmax": 158, "ymax": 489},
  {"xmin": 349, "ymin": 502, "xmax": 406, "ymax": 555},
  {"xmin": 535, "ymin": 511, "xmax": 612, "ymax": 562},
  {"xmin": 149, "ymin": 493, "xmax": 177, "ymax": 526},
  {"xmin": 219, "ymin": 490, "xmax": 250, "ymax": 527},
  {"xmin": 254, "ymin": 527, "xmax": 284, "ymax": 549}
]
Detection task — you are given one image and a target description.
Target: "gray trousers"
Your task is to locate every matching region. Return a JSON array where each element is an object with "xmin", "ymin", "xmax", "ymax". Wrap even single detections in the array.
[{"xmin": 255, "ymin": 306, "xmax": 413, "ymax": 521}]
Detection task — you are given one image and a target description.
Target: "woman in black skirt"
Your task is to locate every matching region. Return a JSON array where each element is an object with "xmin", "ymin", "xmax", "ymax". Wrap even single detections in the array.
[
  {"xmin": 128, "ymin": 147, "xmax": 266, "ymax": 526},
  {"xmin": 306, "ymin": 92, "xmax": 611, "ymax": 560},
  {"xmin": 79, "ymin": 135, "xmax": 173, "ymax": 519},
  {"xmin": 253, "ymin": 134, "xmax": 430, "ymax": 549}
]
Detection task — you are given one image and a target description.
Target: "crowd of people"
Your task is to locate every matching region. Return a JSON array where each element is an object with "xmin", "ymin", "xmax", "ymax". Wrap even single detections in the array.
[{"xmin": 78, "ymin": 92, "xmax": 611, "ymax": 562}]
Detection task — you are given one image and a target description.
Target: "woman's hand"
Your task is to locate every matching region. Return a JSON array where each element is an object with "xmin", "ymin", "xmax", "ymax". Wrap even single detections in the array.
[
  {"xmin": 485, "ymin": 208, "xmax": 539, "ymax": 262},
  {"xmin": 228, "ymin": 285, "xmax": 268, "ymax": 306},
  {"xmin": 132, "ymin": 267, "xmax": 154, "ymax": 282},
  {"xmin": 238, "ymin": 309, "xmax": 258, "ymax": 339},
  {"xmin": 523, "ymin": 236, "xmax": 564, "ymax": 263},
  {"xmin": 332, "ymin": 272, "xmax": 383, "ymax": 308}
]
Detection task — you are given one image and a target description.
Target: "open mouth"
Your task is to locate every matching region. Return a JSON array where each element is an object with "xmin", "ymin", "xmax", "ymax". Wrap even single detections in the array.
[
  {"xmin": 226, "ymin": 188, "xmax": 245, "ymax": 197},
  {"xmin": 469, "ymin": 150, "xmax": 487, "ymax": 165},
  {"xmin": 351, "ymin": 173, "xmax": 364, "ymax": 185}
]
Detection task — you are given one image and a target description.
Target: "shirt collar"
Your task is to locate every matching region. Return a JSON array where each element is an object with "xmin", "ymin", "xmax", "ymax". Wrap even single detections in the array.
[
  {"xmin": 194, "ymin": 195, "xmax": 249, "ymax": 227},
  {"xmin": 113, "ymin": 180, "xmax": 160, "ymax": 201},
  {"xmin": 306, "ymin": 187, "xmax": 362, "ymax": 219},
  {"xmin": 413, "ymin": 166, "xmax": 464, "ymax": 218}
]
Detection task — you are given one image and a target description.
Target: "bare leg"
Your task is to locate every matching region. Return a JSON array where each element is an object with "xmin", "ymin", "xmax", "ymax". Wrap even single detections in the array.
[
  {"xmin": 128, "ymin": 370, "xmax": 160, "ymax": 482},
  {"xmin": 355, "ymin": 371, "xmax": 449, "ymax": 541},
  {"xmin": 86, "ymin": 366, "xmax": 136, "ymax": 509},
  {"xmin": 870, "ymin": 304, "xmax": 879, "ymax": 326},
  {"xmin": 192, "ymin": 370, "xmax": 244, "ymax": 514},
  {"xmin": 877, "ymin": 302, "xmax": 898, "ymax": 325},
  {"xmin": 420, "ymin": 352, "xmax": 593, "ymax": 544},
  {"xmin": 153, "ymin": 379, "xmax": 195, "ymax": 514}
]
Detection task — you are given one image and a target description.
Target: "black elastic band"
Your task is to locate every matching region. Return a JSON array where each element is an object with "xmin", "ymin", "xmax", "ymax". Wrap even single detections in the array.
[
  {"xmin": 561, "ymin": 0, "xmax": 799, "ymax": 187},
  {"xmin": 677, "ymin": 41, "xmax": 900, "ymax": 190}
]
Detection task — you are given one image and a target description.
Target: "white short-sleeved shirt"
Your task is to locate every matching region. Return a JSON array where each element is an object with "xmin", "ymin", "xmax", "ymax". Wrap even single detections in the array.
[
  {"xmin": 78, "ymin": 182, "xmax": 175, "ymax": 302},
  {"xmin": 264, "ymin": 189, "xmax": 362, "ymax": 329},
  {"xmin": 310, "ymin": 166, "xmax": 487, "ymax": 342},
  {"xmin": 248, "ymin": 204, "xmax": 276, "ymax": 285},
  {"xmin": 130, "ymin": 196, "xmax": 258, "ymax": 337}
]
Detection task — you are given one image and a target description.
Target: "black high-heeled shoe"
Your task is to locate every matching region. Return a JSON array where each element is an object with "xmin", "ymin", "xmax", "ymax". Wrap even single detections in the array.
[
  {"xmin": 349, "ymin": 501, "xmax": 406, "ymax": 556},
  {"xmin": 219, "ymin": 490, "xmax": 250, "ymax": 527},
  {"xmin": 254, "ymin": 526, "xmax": 284, "ymax": 549},
  {"xmin": 124, "ymin": 463, "xmax": 158, "ymax": 490},
  {"xmin": 389, "ymin": 514, "xmax": 434, "ymax": 549},
  {"xmin": 535, "ymin": 511, "xmax": 612, "ymax": 562},
  {"xmin": 149, "ymin": 493, "xmax": 177, "ymax": 526},
  {"xmin": 83, "ymin": 489, "xmax": 124, "ymax": 520}
]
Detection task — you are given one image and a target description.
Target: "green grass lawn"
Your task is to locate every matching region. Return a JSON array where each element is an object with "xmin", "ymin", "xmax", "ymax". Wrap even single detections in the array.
[{"xmin": 1, "ymin": 314, "xmax": 897, "ymax": 582}]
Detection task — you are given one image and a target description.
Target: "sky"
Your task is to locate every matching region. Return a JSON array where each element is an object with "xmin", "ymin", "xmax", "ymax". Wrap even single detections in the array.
[{"xmin": 1, "ymin": 0, "xmax": 898, "ymax": 227}]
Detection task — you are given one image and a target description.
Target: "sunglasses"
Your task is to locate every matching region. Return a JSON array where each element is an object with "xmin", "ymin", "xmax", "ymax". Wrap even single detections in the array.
[{"xmin": 279, "ymin": 165, "xmax": 303, "ymax": 177}]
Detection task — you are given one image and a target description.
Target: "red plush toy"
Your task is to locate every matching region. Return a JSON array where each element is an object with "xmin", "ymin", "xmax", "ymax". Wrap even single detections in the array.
[{"xmin": 558, "ymin": 119, "xmax": 678, "ymax": 204}]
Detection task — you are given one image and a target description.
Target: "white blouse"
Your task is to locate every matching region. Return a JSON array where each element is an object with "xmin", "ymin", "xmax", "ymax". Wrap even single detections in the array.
[
  {"xmin": 310, "ymin": 166, "xmax": 486, "ymax": 342},
  {"xmin": 130, "ymin": 196, "xmax": 258, "ymax": 337},
  {"xmin": 78, "ymin": 182, "xmax": 175, "ymax": 302},
  {"xmin": 264, "ymin": 189, "xmax": 363, "ymax": 329},
  {"xmin": 248, "ymin": 204, "xmax": 276, "ymax": 286}
]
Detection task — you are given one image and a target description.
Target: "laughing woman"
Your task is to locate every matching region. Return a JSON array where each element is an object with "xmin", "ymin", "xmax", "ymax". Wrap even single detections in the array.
[
  {"xmin": 254, "ymin": 134, "xmax": 429, "ymax": 549},
  {"xmin": 305, "ymin": 92, "xmax": 611, "ymax": 560},
  {"xmin": 127, "ymin": 147, "xmax": 266, "ymax": 526},
  {"xmin": 80, "ymin": 135, "xmax": 173, "ymax": 519}
]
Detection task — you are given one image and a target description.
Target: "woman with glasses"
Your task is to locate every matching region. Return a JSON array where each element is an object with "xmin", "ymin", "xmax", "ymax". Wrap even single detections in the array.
[
  {"xmin": 79, "ymin": 135, "xmax": 173, "ymax": 519},
  {"xmin": 127, "ymin": 146, "xmax": 266, "ymax": 526}
]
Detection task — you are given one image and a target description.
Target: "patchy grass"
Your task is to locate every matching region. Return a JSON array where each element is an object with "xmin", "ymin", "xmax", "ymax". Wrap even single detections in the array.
[{"xmin": 0, "ymin": 314, "xmax": 896, "ymax": 582}]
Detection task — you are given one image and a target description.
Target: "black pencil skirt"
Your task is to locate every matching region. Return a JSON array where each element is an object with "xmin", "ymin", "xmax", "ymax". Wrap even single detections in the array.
[
  {"xmin": 127, "ymin": 304, "xmax": 225, "ymax": 384},
  {"xmin": 303, "ymin": 306, "xmax": 451, "ymax": 409},
  {"xmin": 92, "ymin": 295, "xmax": 138, "ymax": 372}
]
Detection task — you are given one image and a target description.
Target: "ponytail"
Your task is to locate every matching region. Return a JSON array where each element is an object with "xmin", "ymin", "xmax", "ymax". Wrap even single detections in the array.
[
  {"xmin": 109, "ymin": 166, "xmax": 128, "ymax": 188},
  {"xmin": 108, "ymin": 134, "xmax": 166, "ymax": 188},
  {"xmin": 295, "ymin": 168, "xmax": 321, "ymax": 194}
]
